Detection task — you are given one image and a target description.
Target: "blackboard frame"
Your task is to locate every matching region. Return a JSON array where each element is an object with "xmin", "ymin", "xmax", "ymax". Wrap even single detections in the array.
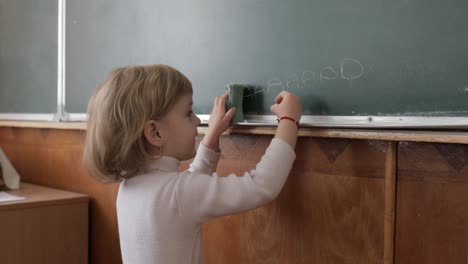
[{"xmin": 196, "ymin": 115, "xmax": 468, "ymax": 129}]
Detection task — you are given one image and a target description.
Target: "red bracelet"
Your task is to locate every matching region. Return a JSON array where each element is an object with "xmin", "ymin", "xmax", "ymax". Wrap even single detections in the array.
[{"xmin": 276, "ymin": 116, "xmax": 299, "ymax": 128}]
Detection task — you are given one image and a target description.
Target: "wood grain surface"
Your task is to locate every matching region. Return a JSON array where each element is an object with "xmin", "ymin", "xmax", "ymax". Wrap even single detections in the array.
[
  {"xmin": 396, "ymin": 142, "xmax": 468, "ymax": 264},
  {"xmin": 2, "ymin": 126, "xmax": 465, "ymax": 263}
]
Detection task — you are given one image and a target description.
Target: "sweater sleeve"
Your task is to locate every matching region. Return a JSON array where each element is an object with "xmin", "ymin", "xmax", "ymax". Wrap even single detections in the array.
[
  {"xmin": 188, "ymin": 143, "xmax": 221, "ymax": 175},
  {"xmin": 175, "ymin": 138, "xmax": 296, "ymax": 224}
]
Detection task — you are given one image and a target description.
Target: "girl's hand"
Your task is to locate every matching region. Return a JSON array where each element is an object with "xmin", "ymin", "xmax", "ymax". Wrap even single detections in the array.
[
  {"xmin": 203, "ymin": 92, "xmax": 236, "ymax": 150},
  {"xmin": 270, "ymin": 91, "xmax": 302, "ymax": 148},
  {"xmin": 270, "ymin": 91, "xmax": 302, "ymax": 121}
]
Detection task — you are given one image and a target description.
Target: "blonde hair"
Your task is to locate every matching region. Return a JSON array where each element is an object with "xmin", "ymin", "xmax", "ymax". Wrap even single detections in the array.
[{"xmin": 83, "ymin": 64, "xmax": 192, "ymax": 183}]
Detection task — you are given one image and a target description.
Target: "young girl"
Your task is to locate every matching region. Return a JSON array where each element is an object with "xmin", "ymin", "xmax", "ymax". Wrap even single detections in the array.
[{"xmin": 83, "ymin": 64, "xmax": 301, "ymax": 264}]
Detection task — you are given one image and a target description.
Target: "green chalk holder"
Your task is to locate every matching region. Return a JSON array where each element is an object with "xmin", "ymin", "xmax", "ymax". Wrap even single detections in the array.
[{"xmin": 226, "ymin": 84, "xmax": 244, "ymax": 122}]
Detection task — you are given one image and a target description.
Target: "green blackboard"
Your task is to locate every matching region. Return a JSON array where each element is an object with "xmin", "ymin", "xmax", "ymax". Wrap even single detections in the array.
[
  {"xmin": 2, "ymin": 0, "xmax": 468, "ymax": 121},
  {"xmin": 65, "ymin": 0, "xmax": 468, "ymax": 117},
  {"xmin": 0, "ymin": 0, "xmax": 57, "ymax": 114}
]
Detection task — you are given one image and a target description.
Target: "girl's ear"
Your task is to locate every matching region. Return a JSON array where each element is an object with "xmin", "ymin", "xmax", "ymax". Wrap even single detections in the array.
[{"xmin": 143, "ymin": 120, "xmax": 164, "ymax": 147}]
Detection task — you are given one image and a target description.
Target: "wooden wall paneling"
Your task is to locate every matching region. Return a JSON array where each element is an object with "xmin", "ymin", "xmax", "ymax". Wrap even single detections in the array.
[
  {"xmin": 297, "ymin": 138, "xmax": 386, "ymax": 264},
  {"xmin": 189, "ymin": 136, "xmax": 388, "ymax": 264},
  {"xmin": 0, "ymin": 127, "xmax": 396, "ymax": 264},
  {"xmin": 0, "ymin": 127, "xmax": 121, "ymax": 264},
  {"xmin": 396, "ymin": 142, "xmax": 468, "ymax": 264},
  {"xmin": 183, "ymin": 135, "xmax": 304, "ymax": 263},
  {"xmin": 384, "ymin": 142, "xmax": 397, "ymax": 264}
]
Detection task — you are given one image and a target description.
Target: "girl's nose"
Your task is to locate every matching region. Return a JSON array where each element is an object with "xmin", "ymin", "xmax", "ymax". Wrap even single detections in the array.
[{"xmin": 195, "ymin": 115, "xmax": 201, "ymax": 126}]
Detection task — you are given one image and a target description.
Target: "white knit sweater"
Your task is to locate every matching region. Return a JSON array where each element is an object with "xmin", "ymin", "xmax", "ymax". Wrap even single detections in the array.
[{"xmin": 117, "ymin": 138, "xmax": 296, "ymax": 264}]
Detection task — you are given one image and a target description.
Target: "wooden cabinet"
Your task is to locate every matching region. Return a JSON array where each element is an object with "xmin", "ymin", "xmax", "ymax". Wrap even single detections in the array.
[{"xmin": 0, "ymin": 183, "xmax": 89, "ymax": 264}]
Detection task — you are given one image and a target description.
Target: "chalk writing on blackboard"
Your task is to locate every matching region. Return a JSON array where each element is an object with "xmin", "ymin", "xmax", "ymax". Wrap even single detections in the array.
[
  {"xmin": 286, "ymin": 74, "xmax": 300, "ymax": 90},
  {"xmin": 340, "ymin": 58, "xmax": 364, "ymax": 80},
  {"xmin": 267, "ymin": 77, "xmax": 284, "ymax": 92},
  {"xmin": 267, "ymin": 58, "xmax": 364, "ymax": 92},
  {"xmin": 320, "ymin": 66, "xmax": 338, "ymax": 80},
  {"xmin": 301, "ymin": 71, "xmax": 316, "ymax": 87}
]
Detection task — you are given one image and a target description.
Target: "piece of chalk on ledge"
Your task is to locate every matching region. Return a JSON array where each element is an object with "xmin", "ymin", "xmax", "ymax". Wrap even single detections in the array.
[{"xmin": 226, "ymin": 84, "xmax": 244, "ymax": 122}]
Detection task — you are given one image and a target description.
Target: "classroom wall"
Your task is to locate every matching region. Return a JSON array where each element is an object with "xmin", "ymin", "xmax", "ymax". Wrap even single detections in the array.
[{"xmin": 0, "ymin": 127, "xmax": 467, "ymax": 263}]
